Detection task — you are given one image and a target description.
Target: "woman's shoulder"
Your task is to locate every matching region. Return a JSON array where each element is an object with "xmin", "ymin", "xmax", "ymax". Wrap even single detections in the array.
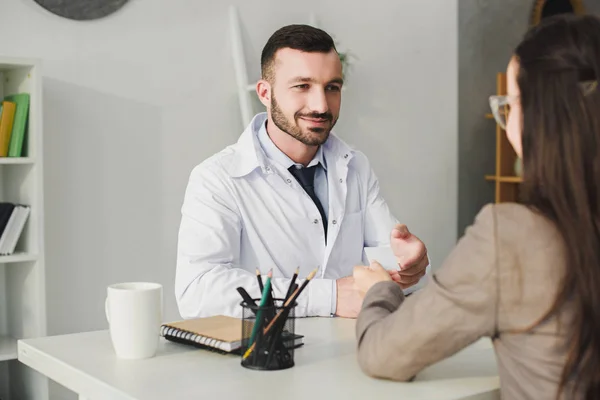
[
  {"xmin": 474, "ymin": 202, "xmax": 552, "ymax": 230},
  {"xmin": 474, "ymin": 202, "xmax": 562, "ymax": 253}
]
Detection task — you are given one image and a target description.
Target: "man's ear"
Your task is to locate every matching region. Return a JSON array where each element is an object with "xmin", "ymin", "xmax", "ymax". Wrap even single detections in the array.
[{"xmin": 256, "ymin": 79, "xmax": 271, "ymax": 108}]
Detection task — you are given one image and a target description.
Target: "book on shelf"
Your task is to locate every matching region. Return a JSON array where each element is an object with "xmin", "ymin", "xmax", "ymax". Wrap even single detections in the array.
[
  {"xmin": 0, "ymin": 101, "xmax": 16, "ymax": 156},
  {"xmin": 0, "ymin": 93, "xmax": 29, "ymax": 157},
  {"xmin": 0, "ymin": 203, "xmax": 30, "ymax": 255}
]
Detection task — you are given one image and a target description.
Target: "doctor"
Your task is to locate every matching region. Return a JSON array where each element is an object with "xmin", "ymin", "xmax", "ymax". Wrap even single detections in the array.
[{"xmin": 175, "ymin": 24, "xmax": 430, "ymax": 319}]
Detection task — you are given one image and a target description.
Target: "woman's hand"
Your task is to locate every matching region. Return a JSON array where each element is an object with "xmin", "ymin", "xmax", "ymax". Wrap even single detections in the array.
[{"xmin": 353, "ymin": 261, "xmax": 393, "ymax": 296}]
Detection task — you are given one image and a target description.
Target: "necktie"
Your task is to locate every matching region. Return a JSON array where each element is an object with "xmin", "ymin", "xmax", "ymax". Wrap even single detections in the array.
[{"xmin": 288, "ymin": 165, "xmax": 328, "ymax": 241}]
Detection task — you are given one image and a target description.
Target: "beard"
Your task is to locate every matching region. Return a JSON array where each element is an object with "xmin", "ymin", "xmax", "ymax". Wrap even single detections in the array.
[{"xmin": 270, "ymin": 94, "xmax": 337, "ymax": 146}]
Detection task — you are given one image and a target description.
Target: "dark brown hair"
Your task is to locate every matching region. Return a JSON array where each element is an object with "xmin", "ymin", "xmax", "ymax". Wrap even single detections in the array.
[
  {"xmin": 260, "ymin": 24, "xmax": 337, "ymax": 82},
  {"xmin": 515, "ymin": 13, "xmax": 600, "ymax": 399}
]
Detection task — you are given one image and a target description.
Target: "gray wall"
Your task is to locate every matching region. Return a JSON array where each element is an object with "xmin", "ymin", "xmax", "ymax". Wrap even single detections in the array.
[{"xmin": 457, "ymin": 0, "xmax": 600, "ymax": 237}]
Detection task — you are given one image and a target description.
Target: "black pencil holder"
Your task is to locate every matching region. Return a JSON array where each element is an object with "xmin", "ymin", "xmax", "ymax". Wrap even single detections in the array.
[{"xmin": 240, "ymin": 298, "xmax": 296, "ymax": 371}]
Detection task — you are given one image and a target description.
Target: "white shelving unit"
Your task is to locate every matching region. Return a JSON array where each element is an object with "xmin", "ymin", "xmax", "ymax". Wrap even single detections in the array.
[
  {"xmin": 0, "ymin": 57, "xmax": 48, "ymax": 400},
  {"xmin": 229, "ymin": 6, "xmax": 318, "ymax": 128}
]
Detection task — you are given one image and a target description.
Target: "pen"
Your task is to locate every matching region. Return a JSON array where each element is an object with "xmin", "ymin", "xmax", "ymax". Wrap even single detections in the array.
[{"xmin": 236, "ymin": 287, "xmax": 257, "ymax": 307}]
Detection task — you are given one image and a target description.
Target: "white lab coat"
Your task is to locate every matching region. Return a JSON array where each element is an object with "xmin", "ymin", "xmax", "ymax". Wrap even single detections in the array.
[{"xmin": 176, "ymin": 113, "xmax": 423, "ymax": 318}]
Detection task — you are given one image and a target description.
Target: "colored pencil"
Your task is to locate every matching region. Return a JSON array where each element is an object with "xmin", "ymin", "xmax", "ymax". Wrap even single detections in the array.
[{"xmin": 248, "ymin": 269, "xmax": 272, "ymax": 346}]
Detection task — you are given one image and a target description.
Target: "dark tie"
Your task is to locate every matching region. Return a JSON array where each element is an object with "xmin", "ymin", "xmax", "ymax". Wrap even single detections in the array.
[{"xmin": 288, "ymin": 165, "xmax": 328, "ymax": 241}]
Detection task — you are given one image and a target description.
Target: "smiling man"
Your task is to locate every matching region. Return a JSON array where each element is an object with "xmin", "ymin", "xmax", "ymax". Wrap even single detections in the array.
[{"xmin": 175, "ymin": 24, "xmax": 430, "ymax": 319}]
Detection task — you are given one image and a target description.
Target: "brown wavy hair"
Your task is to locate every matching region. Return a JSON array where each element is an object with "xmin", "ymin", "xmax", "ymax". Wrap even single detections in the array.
[{"xmin": 515, "ymin": 13, "xmax": 600, "ymax": 399}]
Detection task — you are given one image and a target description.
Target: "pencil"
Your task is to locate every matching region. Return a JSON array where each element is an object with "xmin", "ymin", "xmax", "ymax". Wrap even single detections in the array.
[
  {"xmin": 264, "ymin": 268, "xmax": 275, "ymax": 320},
  {"xmin": 243, "ymin": 268, "xmax": 317, "ymax": 360},
  {"xmin": 267, "ymin": 269, "xmax": 316, "ymax": 331},
  {"xmin": 284, "ymin": 267, "xmax": 299, "ymax": 302},
  {"xmin": 248, "ymin": 269, "xmax": 272, "ymax": 347},
  {"xmin": 268, "ymin": 267, "xmax": 276, "ymax": 304},
  {"xmin": 256, "ymin": 268, "xmax": 264, "ymax": 294}
]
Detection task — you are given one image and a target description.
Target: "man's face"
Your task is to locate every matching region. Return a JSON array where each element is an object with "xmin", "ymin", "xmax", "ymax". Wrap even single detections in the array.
[{"xmin": 268, "ymin": 48, "xmax": 343, "ymax": 146}]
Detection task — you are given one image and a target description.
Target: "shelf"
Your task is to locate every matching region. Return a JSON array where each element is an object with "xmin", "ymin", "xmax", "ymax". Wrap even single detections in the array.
[
  {"xmin": 0, "ymin": 56, "xmax": 47, "ymax": 399},
  {"xmin": 485, "ymin": 175, "xmax": 523, "ymax": 183},
  {"xmin": 0, "ymin": 335, "xmax": 17, "ymax": 361},
  {"xmin": 0, "ymin": 157, "xmax": 34, "ymax": 165},
  {"xmin": 0, "ymin": 252, "xmax": 37, "ymax": 264}
]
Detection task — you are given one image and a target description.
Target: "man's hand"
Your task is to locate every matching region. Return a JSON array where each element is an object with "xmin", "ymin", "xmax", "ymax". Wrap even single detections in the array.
[
  {"xmin": 353, "ymin": 261, "xmax": 393, "ymax": 295},
  {"xmin": 335, "ymin": 276, "xmax": 363, "ymax": 319},
  {"xmin": 389, "ymin": 224, "xmax": 429, "ymax": 289}
]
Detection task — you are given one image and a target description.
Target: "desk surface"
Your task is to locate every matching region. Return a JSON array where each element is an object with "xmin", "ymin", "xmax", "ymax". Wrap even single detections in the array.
[{"xmin": 18, "ymin": 318, "xmax": 500, "ymax": 400}]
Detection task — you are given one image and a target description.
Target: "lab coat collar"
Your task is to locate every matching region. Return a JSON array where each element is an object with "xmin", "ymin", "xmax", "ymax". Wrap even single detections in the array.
[{"xmin": 224, "ymin": 112, "xmax": 355, "ymax": 178}]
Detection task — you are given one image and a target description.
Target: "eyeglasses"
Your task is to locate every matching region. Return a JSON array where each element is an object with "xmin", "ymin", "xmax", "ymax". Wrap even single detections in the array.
[
  {"xmin": 488, "ymin": 81, "xmax": 597, "ymax": 130},
  {"xmin": 488, "ymin": 95, "xmax": 515, "ymax": 130}
]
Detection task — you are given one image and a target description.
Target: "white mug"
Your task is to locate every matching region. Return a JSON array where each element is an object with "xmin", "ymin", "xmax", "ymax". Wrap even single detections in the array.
[{"xmin": 105, "ymin": 282, "xmax": 163, "ymax": 359}]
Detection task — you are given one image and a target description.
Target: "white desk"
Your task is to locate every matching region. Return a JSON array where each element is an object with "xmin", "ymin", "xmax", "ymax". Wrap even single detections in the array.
[{"xmin": 18, "ymin": 318, "xmax": 500, "ymax": 400}]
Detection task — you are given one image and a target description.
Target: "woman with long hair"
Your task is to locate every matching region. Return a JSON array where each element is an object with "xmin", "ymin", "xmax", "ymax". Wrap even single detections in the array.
[{"xmin": 353, "ymin": 13, "xmax": 600, "ymax": 399}]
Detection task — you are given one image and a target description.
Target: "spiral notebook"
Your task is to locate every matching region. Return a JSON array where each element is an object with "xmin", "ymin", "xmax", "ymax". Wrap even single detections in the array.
[{"xmin": 160, "ymin": 315, "xmax": 304, "ymax": 354}]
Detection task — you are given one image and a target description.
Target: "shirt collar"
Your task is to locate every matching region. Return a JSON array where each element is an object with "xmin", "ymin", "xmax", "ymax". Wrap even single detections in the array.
[{"xmin": 257, "ymin": 120, "xmax": 327, "ymax": 171}]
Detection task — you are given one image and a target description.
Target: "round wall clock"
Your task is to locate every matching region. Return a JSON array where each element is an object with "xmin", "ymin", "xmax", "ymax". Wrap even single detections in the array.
[{"xmin": 33, "ymin": 0, "xmax": 129, "ymax": 21}]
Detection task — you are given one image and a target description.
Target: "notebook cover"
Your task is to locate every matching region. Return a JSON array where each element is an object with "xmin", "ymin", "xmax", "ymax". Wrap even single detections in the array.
[
  {"xmin": 162, "ymin": 315, "xmax": 244, "ymax": 344},
  {"xmin": 162, "ymin": 331, "xmax": 240, "ymax": 355},
  {"xmin": 161, "ymin": 315, "xmax": 304, "ymax": 353}
]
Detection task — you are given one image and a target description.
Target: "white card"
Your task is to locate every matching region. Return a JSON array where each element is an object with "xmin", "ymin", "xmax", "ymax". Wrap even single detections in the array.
[
  {"xmin": 364, "ymin": 246, "xmax": 429, "ymax": 295},
  {"xmin": 364, "ymin": 246, "xmax": 399, "ymax": 270}
]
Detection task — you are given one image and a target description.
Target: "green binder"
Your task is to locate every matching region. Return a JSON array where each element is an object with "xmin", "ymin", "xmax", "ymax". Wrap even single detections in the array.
[{"xmin": 4, "ymin": 93, "xmax": 30, "ymax": 157}]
